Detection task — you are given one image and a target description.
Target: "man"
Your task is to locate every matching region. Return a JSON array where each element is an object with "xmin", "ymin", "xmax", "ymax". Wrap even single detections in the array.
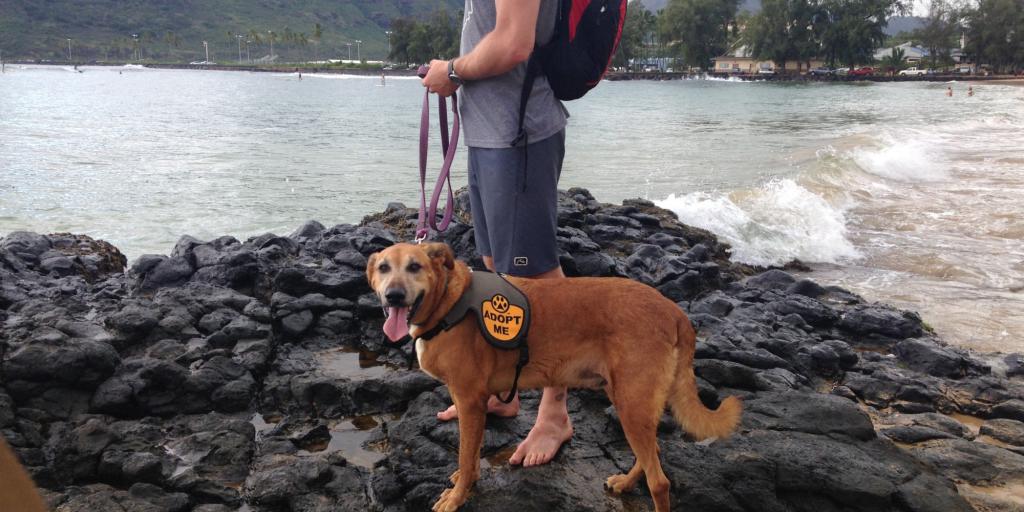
[{"xmin": 420, "ymin": 0, "xmax": 571, "ymax": 467}]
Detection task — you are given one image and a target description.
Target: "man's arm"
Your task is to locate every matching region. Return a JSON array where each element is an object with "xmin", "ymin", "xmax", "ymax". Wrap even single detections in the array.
[{"xmin": 422, "ymin": 0, "xmax": 542, "ymax": 96}]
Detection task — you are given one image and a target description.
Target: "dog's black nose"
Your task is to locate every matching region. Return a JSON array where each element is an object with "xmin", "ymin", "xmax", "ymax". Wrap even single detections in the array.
[{"xmin": 385, "ymin": 288, "xmax": 406, "ymax": 306}]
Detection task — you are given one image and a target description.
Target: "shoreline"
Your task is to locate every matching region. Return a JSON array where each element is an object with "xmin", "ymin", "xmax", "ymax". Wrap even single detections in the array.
[
  {"xmin": 7, "ymin": 62, "xmax": 1022, "ymax": 82},
  {"xmin": 605, "ymin": 70, "xmax": 1024, "ymax": 83}
]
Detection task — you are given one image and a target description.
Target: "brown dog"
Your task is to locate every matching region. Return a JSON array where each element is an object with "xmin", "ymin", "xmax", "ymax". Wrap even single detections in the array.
[
  {"xmin": 0, "ymin": 438, "xmax": 48, "ymax": 512},
  {"xmin": 367, "ymin": 243, "xmax": 742, "ymax": 512}
]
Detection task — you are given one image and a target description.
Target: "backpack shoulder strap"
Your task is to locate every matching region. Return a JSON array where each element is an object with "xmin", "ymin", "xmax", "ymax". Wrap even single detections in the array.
[{"xmin": 511, "ymin": 55, "xmax": 541, "ymax": 147}]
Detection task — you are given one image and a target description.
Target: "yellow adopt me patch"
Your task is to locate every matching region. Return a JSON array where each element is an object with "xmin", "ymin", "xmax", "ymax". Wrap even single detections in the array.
[{"xmin": 481, "ymin": 294, "xmax": 525, "ymax": 342}]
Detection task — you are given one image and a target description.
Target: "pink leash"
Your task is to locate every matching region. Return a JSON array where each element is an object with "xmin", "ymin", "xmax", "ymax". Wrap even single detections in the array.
[{"xmin": 415, "ymin": 65, "xmax": 459, "ymax": 242}]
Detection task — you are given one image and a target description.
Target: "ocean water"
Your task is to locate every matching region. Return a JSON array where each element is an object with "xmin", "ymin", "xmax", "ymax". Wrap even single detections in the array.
[{"xmin": 1, "ymin": 65, "xmax": 1022, "ymax": 352}]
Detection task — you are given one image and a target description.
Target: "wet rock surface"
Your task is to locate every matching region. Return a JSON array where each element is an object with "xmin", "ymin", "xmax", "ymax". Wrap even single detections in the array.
[{"xmin": 2, "ymin": 188, "xmax": 1023, "ymax": 511}]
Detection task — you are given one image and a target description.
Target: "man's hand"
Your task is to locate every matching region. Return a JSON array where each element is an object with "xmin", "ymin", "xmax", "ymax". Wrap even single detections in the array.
[{"xmin": 422, "ymin": 59, "xmax": 459, "ymax": 97}]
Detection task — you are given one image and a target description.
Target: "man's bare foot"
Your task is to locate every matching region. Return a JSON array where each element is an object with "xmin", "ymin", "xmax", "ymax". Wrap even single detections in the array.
[
  {"xmin": 509, "ymin": 388, "xmax": 573, "ymax": 467},
  {"xmin": 437, "ymin": 394, "xmax": 520, "ymax": 421}
]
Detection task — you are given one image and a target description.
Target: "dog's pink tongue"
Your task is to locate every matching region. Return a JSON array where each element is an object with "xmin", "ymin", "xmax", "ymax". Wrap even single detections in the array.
[{"xmin": 383, "ymin": 307, "xmax": 410, "ymax": 341}]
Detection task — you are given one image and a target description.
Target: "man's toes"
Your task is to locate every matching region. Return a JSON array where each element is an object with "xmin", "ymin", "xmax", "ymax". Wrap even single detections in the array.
[
  {"xmin": 508, "ymin": 447, "xmax": 525, "ymax": 465},
  {"xmin": 437, "ymin": 405, "xmax": 458, "ymax": 421},
  {"xmin": 449, "ymin": 470, "xmax": 460, "ymax": 485}
]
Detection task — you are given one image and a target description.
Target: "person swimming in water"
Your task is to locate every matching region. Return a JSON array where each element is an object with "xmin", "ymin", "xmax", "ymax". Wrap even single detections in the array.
[
  {"xmin": 968, "ymin": 85, "xmax": 974, "ymax": 97},
  {"xmin": 946, "ymin": 86, "xmax": 953, "ymax": 97}
]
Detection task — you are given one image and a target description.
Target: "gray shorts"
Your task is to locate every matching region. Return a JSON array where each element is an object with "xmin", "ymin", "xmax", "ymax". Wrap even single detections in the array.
[{"xmin": 467, "ymin": 130, "xmax": 565, "ymax": 276}]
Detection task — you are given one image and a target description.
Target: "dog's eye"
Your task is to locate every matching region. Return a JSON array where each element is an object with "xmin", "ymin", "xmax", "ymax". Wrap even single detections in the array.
[
  {"xmin": 407, "ymin": 262, "xmax": 422, "ymax": 273},
  {"xmin": 378, "ymin": 263, "xmax": 390, "ymax": 273}
]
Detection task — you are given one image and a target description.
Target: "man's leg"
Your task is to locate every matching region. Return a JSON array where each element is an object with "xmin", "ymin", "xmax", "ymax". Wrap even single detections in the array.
[
  {"xmin": 507, "ymin": 263, "xmax": 571, "ymax": 468},
  {"xmin": 438, "ymin": 131, "xmax": 572, "ymax": 466}
]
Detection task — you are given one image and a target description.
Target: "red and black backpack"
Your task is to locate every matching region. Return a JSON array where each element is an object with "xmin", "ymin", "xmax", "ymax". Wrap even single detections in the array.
[{"xmin": 513, "ymin": 0, "xmax": 628, "ymax": 146}]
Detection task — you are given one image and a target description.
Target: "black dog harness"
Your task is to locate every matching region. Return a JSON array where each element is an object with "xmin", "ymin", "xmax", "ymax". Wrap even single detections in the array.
[{"xmin": 415, "ymin": 270, "xmax": 532, "ymax": 403}]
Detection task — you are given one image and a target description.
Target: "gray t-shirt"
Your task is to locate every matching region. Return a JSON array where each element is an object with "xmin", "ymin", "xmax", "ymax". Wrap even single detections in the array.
[{"xmin": 459, "ymin": 0, "xmax": 568, "ymax": 148}]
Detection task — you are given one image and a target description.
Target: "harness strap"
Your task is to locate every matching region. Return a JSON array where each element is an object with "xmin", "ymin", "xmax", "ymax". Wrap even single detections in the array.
[
  {"xmin": 494, "ymin": 344, "xmax": 529, "ymax": 404},
  {"xmin": 416, "ymin": 65, "xmax": 459, "ymax": 242}
]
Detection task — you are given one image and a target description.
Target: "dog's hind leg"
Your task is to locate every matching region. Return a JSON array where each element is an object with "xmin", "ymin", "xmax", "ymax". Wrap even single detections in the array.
[
  {"xmin": 604, "ymin": 370, "xmax": 673, "ymax": 512},
  {"xmin": 433, "ymin": 388, "xmax": 488, "ymax": 512}
]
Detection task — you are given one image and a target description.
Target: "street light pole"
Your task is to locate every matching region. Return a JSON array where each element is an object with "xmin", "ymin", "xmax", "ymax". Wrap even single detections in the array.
[
  {"xmin": 246, "ymin": 40, "xmax": 251, "ymax": 64},
  {"xmin": 236, "ymin": 35, "xmax": 243, "ymax": 63},
  {"xmin": 267, "ymin": 31, "xmax": 274, "ymax": 59},
  {"xmin": 355, "ymin": 40, "xmax": 362, "ymax": 61},
  {"xmin": 346, "ymin": 43, "xmax": 352, "ymax": 60},
  {"xmin": 385, "ymin": 31, "xmax": 392, "ymax": 57},
  {"xmin": 203, "ymin": 41, "xmax": 209, "ymax": 63},
  {"xmin": 132, "ymin": 34, "xmax": 139, "ymax": 62},
  {"xmin": 67, "ymin": 38, "xmax": 72, "ymax": 62}
]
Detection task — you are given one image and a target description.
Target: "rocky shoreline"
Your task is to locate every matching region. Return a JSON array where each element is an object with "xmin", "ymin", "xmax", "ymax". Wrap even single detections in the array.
[{"xmin": 2, "ymin": 188, "xmax": 1023, "ymax": 512}]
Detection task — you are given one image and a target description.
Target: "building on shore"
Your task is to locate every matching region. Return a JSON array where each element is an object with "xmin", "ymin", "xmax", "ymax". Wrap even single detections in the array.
[{"xmin": 712, "ymin": 45, "xmax": 825, "ymax": 74}]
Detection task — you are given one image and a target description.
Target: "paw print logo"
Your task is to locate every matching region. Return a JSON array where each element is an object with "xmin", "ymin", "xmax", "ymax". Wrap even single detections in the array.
[{"xmin": 490, "ymin": 294, "xmax": 510, "ymax": 313}]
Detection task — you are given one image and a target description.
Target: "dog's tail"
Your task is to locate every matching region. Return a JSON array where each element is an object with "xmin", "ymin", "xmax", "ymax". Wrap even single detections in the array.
[{"xmin": 668, "ymin": 318, "xmax": 742, "ymax": 441}]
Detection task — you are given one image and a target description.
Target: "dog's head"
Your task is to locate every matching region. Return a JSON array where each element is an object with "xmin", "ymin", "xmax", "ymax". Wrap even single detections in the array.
[{"xmin": 366, "ymin": 242, "xmax": 455, "ymax": 341}]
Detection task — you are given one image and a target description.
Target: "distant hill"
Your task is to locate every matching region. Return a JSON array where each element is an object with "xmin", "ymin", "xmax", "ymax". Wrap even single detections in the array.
[
  {"xmin": 884, "ymin": 16, "xmax": 927, "ymax": 36},
  {"xmin": 0, "ymin": 0, "xmax": 461, "ymax": 63}
]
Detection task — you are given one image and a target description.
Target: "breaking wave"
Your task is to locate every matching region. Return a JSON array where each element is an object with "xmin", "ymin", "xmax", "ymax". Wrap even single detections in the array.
[{"xmin": 656, "ymin": 179, "xmax": 860, "ymax": 267}]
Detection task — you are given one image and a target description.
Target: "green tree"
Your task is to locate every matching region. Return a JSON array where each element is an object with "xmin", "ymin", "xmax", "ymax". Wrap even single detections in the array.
[
  {"xmin": 658, "ymin": 0, "xmax": 740, "ymax": 70},
  {"xmin": 408, "ymin": 22, "xmax": 433, "ymax": 63},
  {"xmin": 913, "ymin": 0, "xmax": 959, "ymax": 68},
  {"xmin": 964, "ymin": 0, "xmax": 1024, "ymax": 73},
  {"xmin": 313, "ymin": 23, "xmax": 323, "ymax": 62},
  {"xmin": 617, "ymin": 1, "xmax": 657, "ymax": 69},
  {"xmin": 880, "ymin": 45, "xmax": 906, "ymax": 74},
  {"xmin": 429, "ymin": 9, "xmax": 460, "ymax": 59},
  {"xmin": 164, "ymin": 31, "xmax": 181, "ymax": 60},
  {"xmin": 818, "ymin": 0, "xmax": 905, "ymax": 68},
  {"xmin": 388, "ymin": 18, "xmax": 415, "ymax": 63},
  {"xmin": 748, "ymin": 0, "xmax": 819, "ymax": 73}
]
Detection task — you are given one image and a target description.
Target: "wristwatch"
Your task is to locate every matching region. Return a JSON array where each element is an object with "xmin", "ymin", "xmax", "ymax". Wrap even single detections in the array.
[{"xmin": 448, "ymin": 59, "xmax": 464, "ymax": 86}]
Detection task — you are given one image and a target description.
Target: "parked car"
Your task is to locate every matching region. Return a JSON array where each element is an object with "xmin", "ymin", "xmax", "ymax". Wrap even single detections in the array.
[
  {"xmin": 899, "ymin": 67, "xmax": 928, "ymax": 76},
  {"xmin": 849, "ymin": 66, "xmax": 875, "ymax": 76},
  {"xmin": 809, "ymin": 67, "xmax": 835, "ymax": 76},
  {"xmin": 757, "ymin": 67, "xmax": 775, "ymax": 75},
  {"xmin": 835, "ymin": 67, "xmax": 851, "ymax": 76}
]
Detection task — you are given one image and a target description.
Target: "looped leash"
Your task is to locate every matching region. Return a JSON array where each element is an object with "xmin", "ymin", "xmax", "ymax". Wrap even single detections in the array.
[{"xmin": 415, "ymin": 65, "xmax": 459, "ymax": 243}]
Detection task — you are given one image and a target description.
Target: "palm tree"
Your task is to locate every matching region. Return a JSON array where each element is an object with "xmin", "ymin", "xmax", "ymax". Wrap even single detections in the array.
[
  {"xmin": 164, "ymin": 31, "xmax": 181, "ymax": 61},
  {"xmin": 313, "ymin": 23, "xmax": 323, "ymax": 62},
  {"xmin": 881, "ymin": 46, "xmax": 906, "ymax": 76},
  {"xmin": 267, "ymin": 30, "xmax": 277, "ymax": 59}
]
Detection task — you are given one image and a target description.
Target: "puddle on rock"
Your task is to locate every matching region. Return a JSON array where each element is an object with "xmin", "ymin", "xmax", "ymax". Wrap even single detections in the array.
[
  {"xmin": 296, "ymin": 414, "xmax": 393, "ymax": 469},
  {"xmin": 317, "ymin": 347, "xmax": 393, "ymax": 380},
  {"xmin": 948, "ymin": 413, "xmax": 985, "ymax": 436},
  {"xmin": 163, "ymin": 442, "xmax": 207, "ymax": 478},
  {"xmin": 250, "ymin": 412, "xmax": 281, "ymax": 441},
  {"xmin": 479, "ymin": 445, "xmax": 517, "ymax": 470},
  {"xmin": 959, "ymin": 480, "xmax": 1024, "ymax": 508}
]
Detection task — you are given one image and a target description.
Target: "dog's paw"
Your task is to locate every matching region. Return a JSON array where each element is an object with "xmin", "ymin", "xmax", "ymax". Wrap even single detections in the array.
[
  {"xmin": 432, "ymin": 487, "xmax": 468, "ymax": 512},
  {"xmin": 605, "ymin": 474, "xmax": 638, "ymax": 494}
]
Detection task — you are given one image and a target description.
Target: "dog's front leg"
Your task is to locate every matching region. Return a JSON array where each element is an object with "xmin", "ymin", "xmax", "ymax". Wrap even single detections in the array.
[{"xmin": 433, "ymin": 390, "xmax": 488, "ymax": 512}]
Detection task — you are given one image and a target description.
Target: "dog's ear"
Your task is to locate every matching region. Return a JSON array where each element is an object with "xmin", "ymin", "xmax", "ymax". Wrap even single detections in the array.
[
  {"xmin": 424, "ymin": 243, "xmax": 454, "ymax": 270},
  {"xmin": 366, "ymin": 252, "xmax": 379, "ymax": 281}
]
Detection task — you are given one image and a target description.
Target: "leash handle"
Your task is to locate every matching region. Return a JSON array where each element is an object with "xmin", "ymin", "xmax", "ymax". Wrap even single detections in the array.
[{"xmin": 415, "ymin": 65, "xmax": 458, "ymax": 242}]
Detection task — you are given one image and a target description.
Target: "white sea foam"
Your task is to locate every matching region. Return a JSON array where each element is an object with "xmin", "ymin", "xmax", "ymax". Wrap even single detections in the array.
[
  {"xmin": 849, "ymin": 136, "xmax": 949, "ymax": 182},
  {"xmin": 683, "ymin": 74, "xmax": 751, "ymax": 83},
  {"xmin": 656, "ymin": 179, "xmax": 860, "ymax": 267}
]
